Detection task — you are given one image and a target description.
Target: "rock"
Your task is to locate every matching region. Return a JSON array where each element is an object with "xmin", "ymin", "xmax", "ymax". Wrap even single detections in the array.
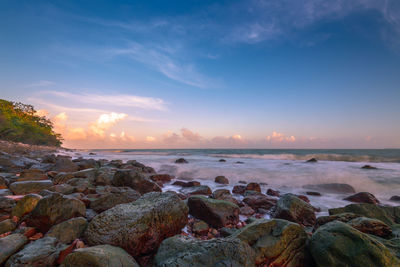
[
  {"xmin": 0, "ymin": 175, "xmax": 7, "ymax": 189},
  {"xmin": 390, "ymin": 196, "xmax": 400, "ymax": 202},
  {"xmin": 214, "ymin": 176, "xmax": 229, "ymax": 184},
  {"xmin": 0, "ymin": 234, "xmax": 28, "ymax": 264},
  {"xmin": 85, "ymin": 208, "xmax": 98, "ymax": 221},
  {"xmin": 306, "ymin": 191, "xmax": 321, "ymax": 196},
  {"xmin": 154, "ymin": 235, "xmax": 255, "ymax": 267},
  {"xmin": 231, "ymin": 219, "xmax": 310, "ymax": 266},
  {"xmin": 53, "ymin": 172, "xmax": 75, "ymax": 185},
  {"xmin": 303, "ymin": 183, "xmax": 356, "ymax": 194},
  {"xmin": 188, "ymin": 195, "xmax": 239, "ymax": 228},
  {"xmin": 60, "ymin": 245, "xmax": 139, "ymax": 267},
  {"xmin": 272, "ymin": 193, "xmax": 316, "ymax": 227},
  {"xmin": 0, "ymin": 219, "xmax": 16, "ymax": 234},
  {"xmin": 0, "ymin": 189, "xmax": 12, "ymax": 196},
  {"xmin": 344, "ymin": 192, "xmax": 380, "ymax": 204},
  {"xmin": 310, "ymin": 221, "xmax": 399, "ymax": 267},
  {"xmin": 245, "ymin": 182, "xmax": 261, "ymax": 192},
  {"xmin": 347, "ymin": 217, "xmax": 392, "ymax": 238},
  {"xmin": 218, "ymin": 159, "xmax": 226, "ymax": 162},
  {"xmin": 236, "ymin": 161, "xmax": 244, "ymax": 164},
  {"xmin": 46, "ymin": 217, "xmax": 88, "ymax": 244},
  {"xmin": 90, "ymin": 187, "xmax": 141, "ymax": 213},
  {"xmin": 362, "ymin": 165, "xmax": 377, "ymax": 169},
  {"xmin": 112, "ymin": 170, "xmax": 161, "ymax": 194},
  {"xmin": 240, "ymin": 205, "xmax": 255, "ymax": 216},
  {"xmin": 232, "ymin": 185, "xmax": 246, "ymax": 195},
  {"xmin": 329, "ymin": 203, "xmax": 400, "ymax": 226},
  {"xmin": 18, "ymin": 169, "xmax": 47, "ymax": 181},
  {"xmin": 0, "ymin": 196, "xmax": 16, "ymax": 212},
  {"xmin": 9, "ymin": 180, "xmax": 53, "ymax": 195},
  {"xmin": 150, "ymin": 174, "xmax": 173, "ymax": 183},
  {"xmin": 84, "ymin": 192, "xmax": 188, "ymax": 259},
  {"xmin": 26, "ymin": 193, "xmax": 86, "ymax": 233},
  {"xmin": 54, "ymin": 156, "xmax": 79, "ymax": 172},
  {"xmin": 316, "ymin": 212, "xmax": 361, "ymax": 228},
  {"xmin": 212, "ymin": 189, "xmax": 231, "ymax": 199},
  {"xmin": 266, "ymin": 188, "xmax": 280, "ymax": 197},
  {"xmin": 49, "ymin": 184, "xmax": 75, "ymax": 195},
  {"xmin": 5, "ymin": 236, "xmax": 66, "ymax": 267},
  {"xmin": 42, "ymin": 154, "xmax": 56, "ymax": 164},
  {"xmin": 306, "ymin": 158, "xmax": 318, "ymax": 163},
  {"xmin": 66, "ymin": 178, "xmax": 91, "ymax": 193},
  {"xmin": 181, "ymin": 185, "xmax": 212, "ymax": 196},
  {"xmin": 220, "ymin": 227, "xmax": 237, "ymax": 237},
  {"xmin": 11, "ymin": 193, "xmax": 42, "ymax": 218},
  {"xmin": 175, "ymin": 158, "xmax": 188, "ymax": 164},
  {"xmin": 192, "ymin": 220, "xmax": 209, "ymax": 235},
  {"xmin": 243, "ymin": 194, "xmax": 276, "ymax": 212},
  {"xmin": 172, "ymin": 180, "xmax": 201, "ymax": 187}
]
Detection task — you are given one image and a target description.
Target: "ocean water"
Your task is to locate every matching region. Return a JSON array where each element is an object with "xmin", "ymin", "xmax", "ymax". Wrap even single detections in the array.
[{"xmin": 74, "ymin": 149, "xmax": 400, "ymax": 215}]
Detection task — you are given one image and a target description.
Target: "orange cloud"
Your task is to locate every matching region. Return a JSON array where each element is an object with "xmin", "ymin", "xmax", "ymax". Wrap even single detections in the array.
[
  {"xmin": 266, "ymin": 131, "xmax": 296, "ymax": 143},
  {"xmin": 181, "ymin": 128, "xmax": 202, "ymax": 142}
]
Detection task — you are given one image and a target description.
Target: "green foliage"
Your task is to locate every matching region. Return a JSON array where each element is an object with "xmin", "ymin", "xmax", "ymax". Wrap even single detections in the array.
[{"xmin": 0, "ymin": 99, "xmax": 63, "ymax": 146}]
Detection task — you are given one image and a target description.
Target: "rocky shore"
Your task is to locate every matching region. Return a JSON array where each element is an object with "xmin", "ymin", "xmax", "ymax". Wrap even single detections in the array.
[{"xmin": 0, "ymin": 141, "xmax": 400, "ymax": 266}]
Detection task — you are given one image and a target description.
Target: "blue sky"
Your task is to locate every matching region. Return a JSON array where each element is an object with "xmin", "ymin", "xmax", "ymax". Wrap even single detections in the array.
[{"xmin": 1, "ymin": 0, "xmax": 399, "ymax": 148}]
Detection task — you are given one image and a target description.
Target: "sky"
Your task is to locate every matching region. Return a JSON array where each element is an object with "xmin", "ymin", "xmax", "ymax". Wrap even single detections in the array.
[{"xmin": 1, "ymin": 0, "xmax": 400, "ymax": 149}]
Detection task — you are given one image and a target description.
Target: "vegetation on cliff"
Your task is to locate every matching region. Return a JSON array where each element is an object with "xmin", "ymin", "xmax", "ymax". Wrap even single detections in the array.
[{"xmin": 0, "ymin": 99, "xmax": 62, "ymax": 146}]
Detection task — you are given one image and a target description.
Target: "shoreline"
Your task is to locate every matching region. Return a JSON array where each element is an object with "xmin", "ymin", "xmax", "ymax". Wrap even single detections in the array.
[{"xmin": 1, "ymin": 141, "xmax": 400, "ymax": 266}]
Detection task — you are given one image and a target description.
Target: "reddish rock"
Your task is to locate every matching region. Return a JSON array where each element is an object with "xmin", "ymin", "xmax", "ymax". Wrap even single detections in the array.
[
  {"xmin": 232, "ymin": 185, "xmax": 246, "ymax": 195},
  {"xmin": 297, "ymin": 195, "xmax": 310, "ymax": 203},
  {"xmin": 172, "ymin": 180, "xmax": 201, "ymax": 187},
  {"xmin": 306, "ymin": 191, "xmax": 321, "ymax": 196},
  {"xmin": 266, "ymin": 188, "xmax": 280, "ymax": 197},
  {"xmin": 150, "ymin": 174, "xmax": 174, "ymax": 183},
  {"xmin": 246, "ymin": 183, "xmax": 261, "ymax": 193},
  {"xmin": 18, "ymin": 169, "xmax": 47, "ymax": 181},
  {"xmin": 214, "ymin": 176, "xmax": 229, "ymax": 184},
  {"xmin": 343, "ymin": 192, "xmax": 380, "ymax": 204},
  {"xmin": 243, "ymin": 195, "xmax": 277, "ymax": 212}
]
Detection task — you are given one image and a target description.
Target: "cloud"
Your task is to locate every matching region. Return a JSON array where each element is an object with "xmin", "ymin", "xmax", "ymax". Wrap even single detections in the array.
[
  {"xmin": 25, "ymin": 80, "xmax": 55, "ymax": 88},
  {"xmin": 163, "ymin": 131, "xmax": 181, "ymax": 143},
  {"xmin": 266, "ymin": 131, "xmax": 296, "ymax": 143},
  {"xmin": 89, "ymin": 112, "xmax": 127, "ymax": 138},
  {"xmin": 146, "ymin": 136, "xmax": 156, "ymax": 142},
  {"xmin": 181, "ymin": 128, "xmax": 202, "ymax": 142}
]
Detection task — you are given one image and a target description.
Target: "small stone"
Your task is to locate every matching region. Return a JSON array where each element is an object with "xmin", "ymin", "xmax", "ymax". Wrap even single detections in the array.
[{"xmin": 175, "ymin": 158, "xmax": 188, "ymax": 164}]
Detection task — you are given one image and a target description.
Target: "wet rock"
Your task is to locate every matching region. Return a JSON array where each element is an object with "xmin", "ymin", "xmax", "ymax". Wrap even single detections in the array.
[
  {"xmin": 60, "ymin": 245, "xmax": 139, "ymax": 267},
  {"xmin": 45, "ymin": 217, "xmax": 88, "ymax": 244},
  {"xmin": 245, "ymin": 182, "xmax": 261, "ymax": 192},
  {"xmin": 231, "ymin": 218, "xmax": 310, "ymax": 266},
  {"xmin": 53, "ymin": 172, "xmax": 75, "ymax": 185},
  {"xmin": 0, "ymin": 189, "xmax": 12, "ymax": 196},
  {"xmin": 11, "ymin": 193, "xmax": 42, "ymax": 218},
  {"xmin": 154, "ymin": 235, "xmax": 255, "ymax": 267},
  {"xmin": 0, "ymin": 175, "xmax": 7, "ymax": 189},
  {"xmin": 297, "ymin": 194, "xmax": 310, "ymax": 203},
  {"xmin": 188, "ymin": 195, "xmax": 239, "ymax": 228},
  {"xmin": 94, "ymin": 169, "xmax": 114, "ymax": 186},
  {"xmin": 218, "ymin": 159, "xmax": 226, "ymax": 162},
  {"xmin": 310, "ymin": 221, "xmax": 399, "ymax": 267},
  {"xmin": 181, "ymin": 185, "xmax": 212, "ymax": 196},
  {"xmin": 49, "ymin": 184, "xmax": 75, "ymax": 195},
  {"xmin": 66, "ymin": 178, "xmax": 91, "ymax": 193},
  {"xmin": 5, "ymin": 236, "xmax": 66, "ymax": 267},
  {"xmin": 344, "ymin": 192, "xmax": 380, "ymax": 204},
  {"xmin": 390, "ymin": 195, "xmax": 400, "ymax": 202},
  {"xmin": 0, "ymin": 234, "xmax": 28, "ymax": 264},
  {"xmin": 54, "ymin": 156, "xmax": 79, "ymax": 172},
  {"xmin": 214, "ymin": 175, "xmax": 229, "ymax": 184},
  {"xmin": 212, "ymin": 189, "xmax": 231, "ymax": 199},
  {"xmin": 90, "ymin": 187, "xmax": 141, "ymax": 213},
  {"xmin": 306, "ymin": 158, "xmax": 318, "ymax": 163},
  {"xmin": 362, "ymin": 165, "xmax": 377, "ymax": 170},
  {"xmin": 9, "ymin": 180, "xmax": 53, "ymax": 195},
  {"xmin": 272, "ymin": 193, "xmax": 316, "ymax": 227},
  {"xmin": 232, "ymin": 185, "xmax": 246, "ymax": 195},
  {"xmin": 303, "ymin": 183, "xmax": 356, "ymax": 194},
  {"xmin": 266, "ymin": 188, "xmax": 280, "ymax": 197},
  {"xmin": 150, "ymin": 174, "xmax": 173, "ymax": 184},
  {"xmin": 347, "ymin": 217, "xmax": 392, "ymax": 238},
  {"xmin": 0, "ymin": 196, "xmax": 16, "ymax": 212},
  {"xmin": 240, "ymin": 205, "xmax": 255, "ymax": 216},
  {"xmin": 243, "ymin": 194, "xmax": 276, "ymax": 212},
  {"xmin": 18, "ymin": 169, "xmax": 47, "ymax": 181},
  {"xmin": 175, "ymin": 158, "xmax": 188, "ymax": 164},
  {"xmin": 84, "ymin": 192, "xmax": 188, "ymax": 259},
  {"xmin": 316, "ymin": 212, "xmax": 361, "ymax": 228},
  {"xmin": 306, "ymin": 191, "xmax": 321, "ymax": 196},
  {"xmin": 236, "ymin": 161, "xmax": 244, "ymax": 164},
  {"xmin": 26, "ymin": 193, "xmax": 86, "ymax": 233},
  {"xmin": 75, "ymin": 159, "xmax": 99, "ymax": 170},
  {"xmin": 172, "ymin": 180, "xmax": 200, "ymax": 187},
  {"xmin": 42, "ymin": 154, "xmax": 56, "ymax": 164},
  {"xmin": 192, "ymin": 220, "xmax": 209, "ymax": 235},
  {"xmin": 329, "ymin": 203, "xmax": 400, "ymax": 226},
  {"xmin": 112, "ymin": 170, "xmax": 161, "ymax": 194},
  {"xmin": 0, "ymin": 219, "xmax": 16, "ymax": 234}
]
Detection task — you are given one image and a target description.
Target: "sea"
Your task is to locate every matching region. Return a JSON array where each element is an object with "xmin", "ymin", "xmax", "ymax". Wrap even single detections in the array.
[{"xmin": 72, "ymin": 149, "xmax": 400, "ymax": 216}]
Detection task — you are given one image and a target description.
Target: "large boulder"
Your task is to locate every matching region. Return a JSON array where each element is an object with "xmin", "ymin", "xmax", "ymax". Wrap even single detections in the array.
[
  {"xmin": 26, "ymin": 193, "xmax": 86, "ymax": 232},
  {"xmin": 272, "ymin": 193, "xmax": 316, "ymax": 227},
  {"xmin": 17, "ymin": 169, "xmax": 47, "ymax": 181},
  {"xmin": 0, "ymin": 234, "xmax": 28, "ymax": 264},
  {"xmin": 60, "ymin": 245, "xmax": 139, "ymax": 267},
  {"xmin": 5, "ymin": 236, "xmax": 66, "ymax": 267},
  {"xmin": 54, "ymin": 156, "xmax": 79, "ymax": 172},
  {"xmin": 11, "ymin": 193, "xmax": 42, "ymax": 218},
  {"xmin": 84, "ymin": 192, "xmax": 188, "ymax": 259},
  {"xmin": 231, "ymin": 219, "xmax": 311, "ymax": 266},
  {"xmin": 310, "ymin": 221, "xmax": 399, "ymax": 267},
  {"xmin": 0, "ymin": 219, "xmax": 16, "ymax": 234},
  {"xmin": 303, "ymin": 183, "xmax": 356, "ymax": 194},
  {"xmin": 344, "ymin": 192, "xmax": 380, "ymax": 204},
  {"xmin": 243, "ymin": 194, "xmax": 276, "ymax": 212},
  {"xmin": 187, "ymin": 195, "xmax": 239, "ymax": 228},
  {"xmin": 180, "ymin": 185, "xmax": 212, "ymax": 196},
  {"xmin": 347, "ymin": 217, "xmax": 392, "ymax": 238},
  {"xmin": 154, "ymin": 235, "xmax": 255, "ymax": 267},
  {"xmin": 9, "ymin": 180, "xmax": 53, "ymax": 195},
  {"xmin": 112, "ymin": 170, "xmax": 161, "ymax": 194},
  {"xmin": 90, "ymin": 187, "xmax": 141, "ymax": 213},
  {"xmin": 45, "ymin": 217, "xmax": 88, "ymax": 244},
  {"xmin": 329, "ymin": 203, "xmax": 400, "ymax": 226},
  {"xmin": 316, "ymin": 212, "xmax": 361, "ymax": 228}
]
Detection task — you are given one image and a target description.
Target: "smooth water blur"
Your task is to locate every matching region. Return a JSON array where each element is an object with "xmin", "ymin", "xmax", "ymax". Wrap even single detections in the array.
[{"xmin": 72, "ymin": 149, "xmax": 400, "ymax": 214}]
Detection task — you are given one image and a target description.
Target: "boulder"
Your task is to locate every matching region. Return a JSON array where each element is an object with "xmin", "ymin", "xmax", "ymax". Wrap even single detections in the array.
[
  {"xmin": 310, "ymin": 221, "xmax": 399, "ymax": 267},
  {"xmin": 272, "ymin": 193, "xmax": 316, "ymax": 227},
  {"xmin": 266, "ymin": 188, "xmax": 280, "ymax": 197},
  {"xmin": 90, "ymin": 187, "xmax": 141, "ymax": 213},
  {"xmin": 84, "ymin": 192, "xmax": 188, "ymax": 259},
  {"xmin": 212, "ymin": 189, "xmax": 231, "ymax": 199},
  {"xmin": 66, "ymin": 178, "xmax": 91, "ymax": 193},
  {"xmin": 316, "ymin": 212, "xmax": 361, "ymax": 228},
  {"xmin": 11, "ymin": 193, "xmax": 42, "ymax": 218},
  {"xmin": 26, "ymin": 193, "xmax": 86, "ymax": 233},
  {"xmin": 180, "ymin": 185, "xmax": 212, "ymax": 196},
  {"xmin": 112, "ymin": 170, "xmax": 161, "ymax": 194},
  {"xmin": 172, "ymin": 180, "xmax": 200, "ymax": 187},
  {"xmin": 5, "ymin": 236, "xmax": 66, "ymax": 267},
  {"xmin": 231, "ymin": 219, "xmax": 310, "ymax": 266},
  {"xmin": 0, "ymin": 189, "xmax": 13, "ymax": 196},
  {"xmin": 0, "ymin": 219, "xmax": 16, "ymax": 234},
  {"xmin": 390, "ymin": 196, "xmax": 400, "ymax": 202},
  {"xmin": 219, "ymin": 159, "xmax": 226, "ymax": 162},
  {"xmin": 175, "ymin": 158, "xmax": 188, "ymax": 164},
  {"xmin": 45, "ymin": 217, "xmax": 88, "ymax": 244},
  {"xmin": 150, "ymin": 174, "xmax": 173, "ymax": 184},
  {"xmin": 347, "ymin": 217, "xmax": 392, "ymax": 238},
  {"xmin": 9, "ymin": 180, "xmax": 53, "ymax": 195},
  {"xmin": 53, "ymin": 172, "xmax": 75, "ymax": 185},
  {"xmin": 232, "ymin": 185, "xmax": 246, "ymax": 195},
  {"xmin": 188, "ymin": 195, "xmax": 239, "ymax": 228},
  {"xmin": 60, "ymin": 245, "xmax": 139, "ymax": 267},
  {"xmin": 0, "ymin": 196, "xmax": 16, "ymax": 212},
  {"xmin": 214, "ymin": 176, "xmax": 229, "ymax": 184},
  {"xmin": 0, "ymin": 175, "xmax": 8, "ymax": 189},
  {"xmin": 245, "ymin": 182, "xmax": 261, "ymax": 192},
  {"xmin": 344, "ymin": 192, "xmax": 380, "ymax": 204},
  {"xmin": 243, "ymin": 194, "xmax": 276, "ymax": 212},
  {"xmin": 18, "ymin": 169, "xmax": 47, "ymax": 181},
  {"xmin": 0, "ymin": 234, "xmax": 28, "ymax": 264},
  {"xmin": 54, "ymin": 156, "xmax": 79, "ymax": 172},
  {"xmin": 240, "ymin": 205, "xmax": 255, "ymax": 216},
  {"xmin": 154, "ymin": 235, "xmax": 255, "ymax": 267},
  {"xmin": 303, "ymin": 183, "xmax": 356, "ymax": 194},
  {"xmin": 49, "ymin": 184, "xmax": 75, "ymax": 195},
  {"xmin": 362, "ymin": 165, "xmax": 377, "ymax": 170},
  {"xmin": 306, "ymin": 191, "xmax": 321, "ymax": 196},
  {"xmin": 192, "ymin": 220, "xmax": 209, "ymax": 235}
]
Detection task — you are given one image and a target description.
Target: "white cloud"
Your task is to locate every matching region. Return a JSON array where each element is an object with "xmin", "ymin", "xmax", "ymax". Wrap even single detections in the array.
[
  {"xmin": 266, "ymin": 131, "xmax": 296, "ymax": 143},
  {"xmin": 25, "ymin": 80, "xmax": 55, "ymax": 88}
]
